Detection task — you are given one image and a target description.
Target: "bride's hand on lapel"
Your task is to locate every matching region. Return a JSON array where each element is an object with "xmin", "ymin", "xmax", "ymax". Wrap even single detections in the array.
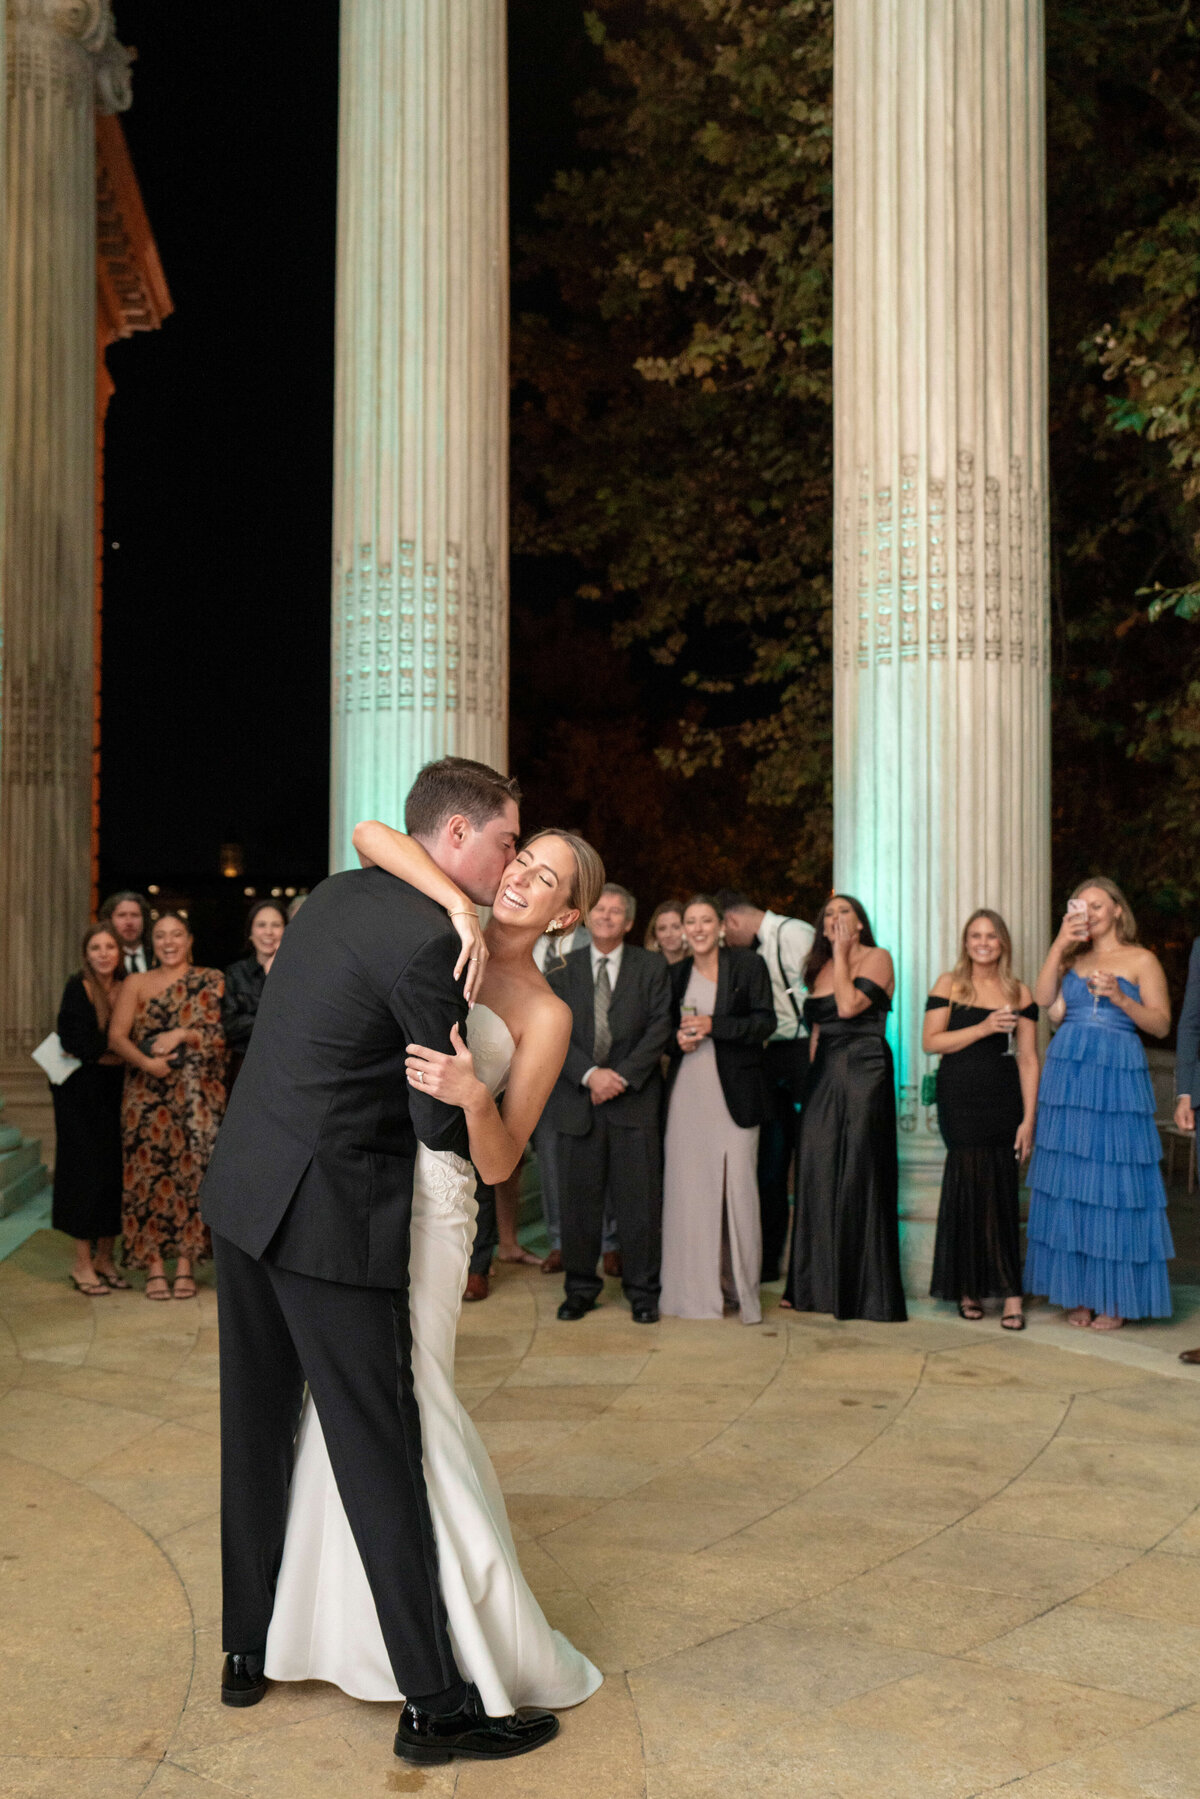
[{"xmin": 406, "ymin": 1024, "xmax": 486, "ymax": 1111}]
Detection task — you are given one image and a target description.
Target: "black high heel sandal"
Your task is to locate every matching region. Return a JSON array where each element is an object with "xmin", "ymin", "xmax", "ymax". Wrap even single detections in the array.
[{"xmin": 958, "ymin": 1300, "xmax": 984, "ymax": 1321}]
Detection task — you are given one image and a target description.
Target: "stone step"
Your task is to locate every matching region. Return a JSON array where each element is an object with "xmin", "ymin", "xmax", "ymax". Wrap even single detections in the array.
[
  {"xmin": 0, "ymin": 1161, "xmax": 50, "ymax": 1219},
  {"xmin": 0, "ymin": 1141, "xmax": 42, "ymax": 1185},
  {"xmin": 0, "ymin": 1126, "xmax": 22, "ymax": 1152}
]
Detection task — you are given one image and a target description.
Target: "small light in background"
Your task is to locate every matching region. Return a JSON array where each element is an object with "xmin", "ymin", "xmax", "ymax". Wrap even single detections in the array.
[
  {"xmin": 285, "ymin": 886, "xmax": 296, "ymax": 897},
  {"xmin": 110, "ymin": 541, "xmax": 120, "ymax": 550},
  {"xmin": 220, "ymin": 842, "xmax": 245, "ymax": 879},
  {"xmin": 271, "ymin": 887, "xmax": 283, "ymax": 897},
  {"xmin": 148, "ymin": 884, "xmax": 159, "ymax": 895},
  {"xmin": 243, "ymin": 886, "xmax": 256, "ymax": 898}
]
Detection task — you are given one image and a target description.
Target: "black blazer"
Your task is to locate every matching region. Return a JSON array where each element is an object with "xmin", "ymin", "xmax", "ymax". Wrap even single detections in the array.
[
  {"xmin": 546, "ymin": 944, "xmax": 672, "ymax": 1135},
  {"xmin": 57, "ymin": 973, "xmax": 112, "ymax": 1066},
  {"xmin": 200, "ymin": 867, "xmax": 469, "ymax": 1287},
  {"xmin": 222, "ymin": 955, "xmax": 267, "ymax": 1055},
  {"xmin": 666, "ymin": 947, "xmax": 775, "ymax": 1128}
]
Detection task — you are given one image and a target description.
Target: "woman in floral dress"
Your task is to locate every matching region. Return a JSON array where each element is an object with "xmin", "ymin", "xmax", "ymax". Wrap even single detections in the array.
[{"xmin": 108, "ymin": 909, "xmax": 226, "ymax": 1299}]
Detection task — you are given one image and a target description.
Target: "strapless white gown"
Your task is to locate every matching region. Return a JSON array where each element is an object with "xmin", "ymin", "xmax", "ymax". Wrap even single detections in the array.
[{"xmin": 263, "ymin": 1004, "xmax": 602, "ymax": 1713}]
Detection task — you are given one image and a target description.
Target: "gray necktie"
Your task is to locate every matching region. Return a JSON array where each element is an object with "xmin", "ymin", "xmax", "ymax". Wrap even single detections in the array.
[{"xmin": 593, "ymin": 957, "xmax": 613, "ymax": 1063}]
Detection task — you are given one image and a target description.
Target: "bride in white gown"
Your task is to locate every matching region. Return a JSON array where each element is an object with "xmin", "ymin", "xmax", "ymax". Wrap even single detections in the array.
[{"xmin": 264, "ymin": 823, "xmax": 605, "ymax": 1715}]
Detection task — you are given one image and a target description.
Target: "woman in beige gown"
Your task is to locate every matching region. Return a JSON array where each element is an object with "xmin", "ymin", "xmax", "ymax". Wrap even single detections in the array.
[{"xmin": 659, "ymin": 896, "xmax": 775, "ymax": 1324}]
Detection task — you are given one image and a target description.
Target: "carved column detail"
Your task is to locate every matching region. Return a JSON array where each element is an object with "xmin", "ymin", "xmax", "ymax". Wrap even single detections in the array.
[
  {"xmin": 832, "ymin": 0, "xmax": 1051, "ymax": 1292},
  {"xmin": 329, "ymin": 0, "xmax": 509, "ymax": 868},
  {"xmin": 0, "ymin": 0, "xmax": 131, "ymax": 1069}
]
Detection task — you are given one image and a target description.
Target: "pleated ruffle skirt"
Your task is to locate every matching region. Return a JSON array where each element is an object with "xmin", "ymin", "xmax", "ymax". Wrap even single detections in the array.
[{"xmin": 1023, "ymin": 1022, "xmax": 1173, "ymax": 1318}]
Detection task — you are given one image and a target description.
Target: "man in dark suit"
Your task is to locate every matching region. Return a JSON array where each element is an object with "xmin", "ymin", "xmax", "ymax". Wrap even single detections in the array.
[
  {"xmin": 200, "ymin": 758, "xmax": 557, "ymax": 1765},
  {"xmin": 99, "ymin": 890, "xmax": 154, "ymax": 973},
  {"xmin": 546, "ymin": 883, "xmax": 672, "ymax": 1324}
]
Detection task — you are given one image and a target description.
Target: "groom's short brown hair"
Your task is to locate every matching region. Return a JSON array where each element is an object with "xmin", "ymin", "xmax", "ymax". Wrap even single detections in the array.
[{"xmin": 404, "ymin": 757, "xmax": 522, "ymax": 840}]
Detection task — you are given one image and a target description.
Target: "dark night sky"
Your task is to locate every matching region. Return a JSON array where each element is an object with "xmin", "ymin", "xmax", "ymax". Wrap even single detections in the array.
[{"xmin": 100, "ymin": 1, "xmax": 592, "ymax": 910}]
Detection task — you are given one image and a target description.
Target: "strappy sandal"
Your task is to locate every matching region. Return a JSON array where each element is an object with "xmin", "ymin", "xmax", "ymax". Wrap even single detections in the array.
[
  {"xmin": 69, "ymin": 1273, "xmax": 110, "ymax": 1297},
  {"xmin": 1001, "ymin": 1311, "xmax": 1026, "ymax": 1331},
  {"xmin": 144, "ymin": 1275, "xmax": 171, "ymax": 1301},
  {"xmin": 95, "ymin": 1268, "xmax": 131, "ymax": 1290},
  {"xmin": 172, "ymin": 1276, "xmax": 198, "ymax": 1301},
  {"xmin": 958, "ymin": 1300, "xmax": 985, "ymax": 1321}
]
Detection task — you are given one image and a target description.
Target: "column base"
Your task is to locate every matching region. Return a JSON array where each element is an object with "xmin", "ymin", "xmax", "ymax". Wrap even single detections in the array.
[
  {"xmin": 0, "ymin": 1066, "xmax": 55, "ymax": 1183},
  {"xmin": 898, "ymin": 1133, "xmax": 945, "ymax": 1300}
]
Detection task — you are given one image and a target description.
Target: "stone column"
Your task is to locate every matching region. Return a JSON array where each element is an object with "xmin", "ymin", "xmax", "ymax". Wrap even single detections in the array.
[
  {"xmin": 832, "ymin": 0, "xmax": 1050, "ymax": 1292},
  {"xmin": 0, "ymin": 1, "xmax": 131, "ymax": 1153},
  {"xmin": 329, "ymin": 0, "xmax": 509, "ymax": 870}
]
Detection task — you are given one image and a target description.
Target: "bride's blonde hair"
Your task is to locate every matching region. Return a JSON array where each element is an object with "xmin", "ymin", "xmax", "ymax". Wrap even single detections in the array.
[{"xmin": 523, "ymin": 830, "xmax": 605, "ymax": 937}]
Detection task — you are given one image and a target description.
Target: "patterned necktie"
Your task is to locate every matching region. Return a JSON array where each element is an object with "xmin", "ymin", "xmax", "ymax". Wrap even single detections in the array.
[{"xmin": 593, "ymin": 957, "xmax": 613, "ymax": 1063}]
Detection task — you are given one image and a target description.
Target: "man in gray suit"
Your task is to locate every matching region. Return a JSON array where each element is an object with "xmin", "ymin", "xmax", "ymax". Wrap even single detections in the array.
[{"xmin": 546, "ymin": 884, "xmax": 672, "ymax": 1323}]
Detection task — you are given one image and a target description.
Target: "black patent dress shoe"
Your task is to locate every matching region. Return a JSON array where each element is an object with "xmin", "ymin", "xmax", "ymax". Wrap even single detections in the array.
[
  {"xmin": 395, "ymin": 1683, "xmax": 559, "ymax": 1763},
  {"xmin": 221, "ymin": 1652, "xmax": 267, "ymax": 1707},
  {"xmin": 631, "ymin": 1305, "xmax": 659, "ymax": 1324},
  {"xmin": 556, "ymin": 1295, "xmax": 597, "ymax": 1321}
]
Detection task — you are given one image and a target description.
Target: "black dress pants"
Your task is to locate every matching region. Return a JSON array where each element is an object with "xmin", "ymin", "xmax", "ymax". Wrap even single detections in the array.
[
  {"xmin": 758, "ymin": 1041, "xmax": 802, "ymax": 1281},
  {"xmin": 470, "ymin": 1179, "xmax": 499, "ymax": 1278},
  {"xmin": 213, "ymin": 1232, "xmax": 464, "ymax": 1707},
  {"xmin": 560, "ymin": 1112, "xmax": 661, "ymax": 1309}
]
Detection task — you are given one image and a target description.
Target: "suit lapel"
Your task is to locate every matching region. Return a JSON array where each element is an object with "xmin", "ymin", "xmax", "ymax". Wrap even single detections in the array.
[
  {"xmin": 572, "ymin": 949, "xmax": 595, "ymax": 1051},
  {"xmin": 715, "ymin": 947, "xmax": 731, "ymax": 1020}
]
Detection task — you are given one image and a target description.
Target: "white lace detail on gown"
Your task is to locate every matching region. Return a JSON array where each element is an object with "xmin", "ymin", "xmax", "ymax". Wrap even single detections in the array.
[{"xmin": 263, "ymin": 1003, "xmax": 602, "ymax": 1714}]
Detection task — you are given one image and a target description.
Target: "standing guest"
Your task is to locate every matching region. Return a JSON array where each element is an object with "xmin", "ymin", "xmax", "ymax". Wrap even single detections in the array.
[
  {"xmin": 530, "ymin": 918, "xmax": 591, "ymax": 1275},
  {"xmin": 1025, "ymin": 878, "xmax": 1172, "ymax": 1330},
  {"xmin": 52, "ymin": 922, "xmax": 129, "ymax": 1295},
  {"xmin": 924, "ymin": 910, "xmax": 1039, "ymax": 1329},
  {"xmin": 222, "ymin": 899, "xmax": 287, "ymax": 1086},
  {"xmin": 660, "ymin": 895, "xmax": 774, "ymax": 1324},
  {"xmin": 109, "ymin": 910, "xmax": 226, "ymax": 1301},
  {"xmin": 1172, "ymin": 939, "xmax": 1200, "ymax": 1364},
  {"xmin": 782, "ymin": 894, "xmax": 906, "ymax": 1322},
  {"xmin": 644, "ymin": 900, "xmax": 688, "ymax": 964},
  {"xmin": 545, "ymin": 883, "xmax": 672, "ymax": 1322},
  {"xmin": 718, "ymin": 889, "xmax": 816, "ymax": 1282},
  {"xmin": 99, "ymin": 891, "xmax": 153, "ymax": 973}
]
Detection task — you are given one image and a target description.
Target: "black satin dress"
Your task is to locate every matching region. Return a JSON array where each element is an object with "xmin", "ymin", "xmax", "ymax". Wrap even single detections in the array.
[
  {"xmin": 928, "ymin": 997, "xmax": 1038, "ymax": 1301},
  {"xmin": 785, "ymin": 977, "xmax": 906, "ymax": 1322}
]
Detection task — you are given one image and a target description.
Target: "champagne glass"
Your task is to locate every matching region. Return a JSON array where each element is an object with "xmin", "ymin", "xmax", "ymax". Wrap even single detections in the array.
[
  {"xmin": 1087, "ymin": 970, "xmax": 1103, "ymax": 1017},
  {"xmin": 680, "ymin": 1002, "xmax": 697, "ymax": 1044}
]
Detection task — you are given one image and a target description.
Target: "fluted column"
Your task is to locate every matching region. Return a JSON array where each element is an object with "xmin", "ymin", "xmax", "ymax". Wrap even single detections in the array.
[
  {"xmin": 329, "ymin": 0, "xmax": 509, "ymax": 870},
  {"xmin": 0, "ymin": 2, "xmax": 131, "ymax": 1080},
  {"xmin": 832, "ymin": 0, "xmax": 1050, "ymax": 1291}
]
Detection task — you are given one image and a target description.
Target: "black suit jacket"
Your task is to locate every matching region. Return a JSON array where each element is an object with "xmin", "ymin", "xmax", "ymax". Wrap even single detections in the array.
[
  {"xmin": 200, "ymin": 867, "xmax": 468, "ymax": 1287},
  {"xmin": 546, "ymin": 944, "xmax": 672, "ymax": 1135},
  {"xmin": 666, "ymin": 947, "xmax": 775, "ymax": 1128}
]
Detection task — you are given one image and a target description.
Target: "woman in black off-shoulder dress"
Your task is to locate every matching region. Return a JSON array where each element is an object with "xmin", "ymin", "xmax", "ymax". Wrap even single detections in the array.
[
  {"xmin": 924, "ymin": 908, "xmax": 1039, "ymax": 1327},
  {"xmin": 782, "ymin": 894, "xmax": 906, "ymax": 1323}
]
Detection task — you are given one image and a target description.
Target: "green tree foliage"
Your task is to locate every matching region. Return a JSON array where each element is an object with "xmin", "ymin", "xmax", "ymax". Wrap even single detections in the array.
[
  {"xmin": 514, "ymin": 0, "xmax": 1200, "ymax": 955},
  {"xmin": 513, "ymin": 0, "xmax": 834, "ymax": 907}
]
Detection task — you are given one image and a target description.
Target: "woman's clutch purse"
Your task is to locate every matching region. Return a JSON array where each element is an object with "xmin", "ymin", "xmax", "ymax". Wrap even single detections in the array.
[{"xmin": 920, "ymin": 1070, "xmax": 938, "ymax": 1106}]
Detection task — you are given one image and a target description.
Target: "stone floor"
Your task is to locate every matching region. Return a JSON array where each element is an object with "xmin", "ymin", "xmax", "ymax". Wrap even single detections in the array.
[{"xmin": 5, "ymin": 1232, "xmax": 1200, "ymax": 1798}]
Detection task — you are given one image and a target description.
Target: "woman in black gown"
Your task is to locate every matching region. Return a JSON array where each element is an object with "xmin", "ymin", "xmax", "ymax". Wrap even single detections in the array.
[
  {"xmin": 924, "ymin": 908, "xmax": 1038, "ymax": 1328},
  {"xmin": 52, "ymin": 922, "xmax": 129, "ymax": 1295},
  {"xmin": 782, "ymin": 894, "xmax": 906, "ymax": 1322}
]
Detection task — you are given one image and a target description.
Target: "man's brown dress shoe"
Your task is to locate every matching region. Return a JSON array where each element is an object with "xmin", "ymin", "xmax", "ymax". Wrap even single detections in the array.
[
  {"xmin": 464, "ymin": 1273, "xmax": 489, "ymax": 1302},
  {"xmin": 540, "ymin": 1250, "xmax": 563, "ymax": 1274},
  {"xmin": 602, "ymin": 1251, "xmax": 623, "ymax": 1278},
  {"xmin": 1179, "ymin": 1347, "xmax": 1200, "ymax": 1364}
]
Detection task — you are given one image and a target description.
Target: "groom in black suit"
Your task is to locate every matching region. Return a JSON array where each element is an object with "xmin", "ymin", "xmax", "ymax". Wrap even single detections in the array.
[{"xmin": 201, "ymin": 758, "xmax": 557, "ymax": 1764}]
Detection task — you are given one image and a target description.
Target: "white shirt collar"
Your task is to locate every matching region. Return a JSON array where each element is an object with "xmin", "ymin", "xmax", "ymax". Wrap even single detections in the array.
[{"xmin": 590, "ymin": 940, "xmax": 625, "ymax": 983}]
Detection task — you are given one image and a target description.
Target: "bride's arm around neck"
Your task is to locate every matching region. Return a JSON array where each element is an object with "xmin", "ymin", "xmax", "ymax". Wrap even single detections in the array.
[{"xmin": 353, "ymin": 819, "xmax": 487, "ymax": 999}]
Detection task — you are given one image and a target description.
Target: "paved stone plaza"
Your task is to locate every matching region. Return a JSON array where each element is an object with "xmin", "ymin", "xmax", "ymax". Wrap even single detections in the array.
[{"xmin": 4, "ymin": 1231, "xmax": 1200, "ymax": 1798}]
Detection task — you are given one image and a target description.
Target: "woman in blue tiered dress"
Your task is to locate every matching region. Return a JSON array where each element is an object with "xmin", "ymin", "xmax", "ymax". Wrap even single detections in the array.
[{"xmin": 1025, "ymin": 877, "xmax": 1173, "ymax": 1331}]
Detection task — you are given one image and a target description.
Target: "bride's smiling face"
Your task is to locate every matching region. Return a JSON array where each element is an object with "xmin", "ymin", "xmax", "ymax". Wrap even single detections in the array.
[{"xmin": 491, "ymin": 836, "xmax": 580, "ymax": 938}]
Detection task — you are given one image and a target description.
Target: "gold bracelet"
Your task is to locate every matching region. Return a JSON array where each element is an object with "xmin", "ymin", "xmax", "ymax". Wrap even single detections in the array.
[{"xmin": 448, "ymin": 909, "xmax": 479, "ymax": 920}]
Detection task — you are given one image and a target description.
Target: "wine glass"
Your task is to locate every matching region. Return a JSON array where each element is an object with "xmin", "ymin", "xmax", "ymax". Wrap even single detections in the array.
[
  {"xmin": 680, "ymin": 1002, "xmax": 697, "ymax": 1045},
  {"xmin": 1086, "ymin": 970, "xmax": 1103, "ymax": 1017}
]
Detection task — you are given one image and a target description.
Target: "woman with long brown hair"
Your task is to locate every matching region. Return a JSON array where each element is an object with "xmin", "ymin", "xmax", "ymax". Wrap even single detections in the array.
[
  {"xmin": 924, "ymin": 910, "xmax": 1039, "ymax": 1327},
  {"xmin": 109, "ymin": 910, "xmax": 226, "ymax": 1300},
  {"xmin": 1025, "ymin": 877, "xmax": 1172, "ymax": 1330},
  {"xmin": 52, "ymin": 922, "xmax": 129, "ymax": 1294},
  {"xmin": 782, "ymin": 893, "xmax": 906, "ymax": 1322},
  {"xmin": 644, "ymin": 899, "xmax": 687, "ymax": 964}
]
